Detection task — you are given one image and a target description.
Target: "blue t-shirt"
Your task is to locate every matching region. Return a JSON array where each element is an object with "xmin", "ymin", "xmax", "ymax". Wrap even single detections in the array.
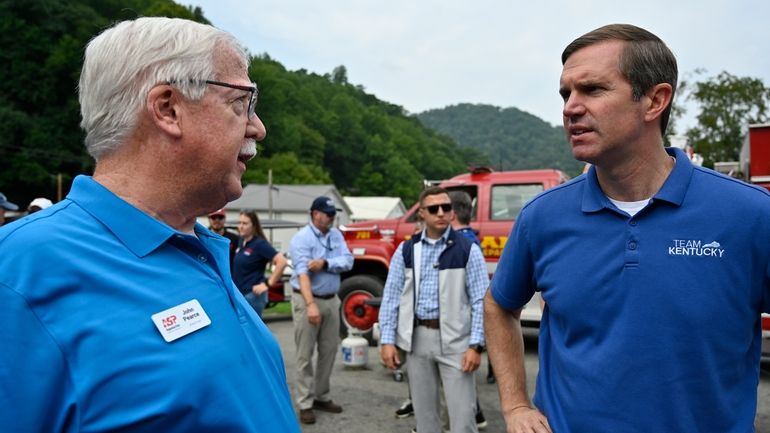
[
  {"xmin": 233, "ymin": 237, "xmax": 277, "ymax": 294},
  {"xmin": 490, "ymin": 148, "xmax": 770, "ymax": 433},
  {"xmin": 0, "ymin": 176, "xmax": 301, "ymax": 433}
]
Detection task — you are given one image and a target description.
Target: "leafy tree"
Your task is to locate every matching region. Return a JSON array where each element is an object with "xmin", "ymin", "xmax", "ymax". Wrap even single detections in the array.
[
  {"xmin": 683, "ymin": 71, "xmax": 770, "ymax": 166},
  {"xmin": 0, "ymin": 0, "xmax": 208, "ymax": 206},
  {"xmin": 242, "ymin": 152, "xmax": 331, "ymax": 185}
]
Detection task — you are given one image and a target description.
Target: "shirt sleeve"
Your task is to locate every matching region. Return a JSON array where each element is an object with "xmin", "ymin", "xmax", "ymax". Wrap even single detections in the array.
[
  {"xmin": 489, "ymin": 206, "xmax": 537, "ymax": 311},
  {"xmin": 255, "ymin": 239, "xmax": 278, "ymax": 261},
  {"xmin": 466, "ymin": 243, "xmax": 490, "ymax": 346},
  {"xmin": 289, "ymin": 230, "xmax": 312, "ymax": 277},
  {"xmin": 327, "ymin": 230, "xmax": 354, "ymax": 273},
  {"xmin": 378, "ymin": 242, "xmax": 406, "ymax": 345},
  {"xmin": 0, "ymin": 284, "xmax": 78, "ymax": 433}
]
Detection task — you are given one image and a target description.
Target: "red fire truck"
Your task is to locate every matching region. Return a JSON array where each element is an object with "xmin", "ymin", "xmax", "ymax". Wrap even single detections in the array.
[
  {"xmin": 337, "ymin": 167, "xmax": 570, "ymax": 342},
  {"xmin": 741, "ymin": 124, "xmax": 770, "ymax": 360}
]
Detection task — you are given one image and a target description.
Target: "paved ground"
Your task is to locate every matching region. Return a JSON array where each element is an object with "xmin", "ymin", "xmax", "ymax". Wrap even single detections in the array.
[{"xmin": 265, "ymin": 316, "xmax": 770, "ymax": 432}]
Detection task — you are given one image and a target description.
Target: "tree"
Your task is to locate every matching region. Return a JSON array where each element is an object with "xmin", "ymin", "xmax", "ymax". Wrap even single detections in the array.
[
  {"xmin": 683, "ymin": 71, "xmax": 770, "ymax": 166},
  {"xmin": 241, "ymin": 152, "xmax": 331, "ymax": 185}
]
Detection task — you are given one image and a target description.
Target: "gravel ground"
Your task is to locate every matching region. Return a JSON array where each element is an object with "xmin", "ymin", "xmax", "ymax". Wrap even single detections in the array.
[{"xmin": 264, "ymin": 316, "xmax": 770, "ymax": 433}]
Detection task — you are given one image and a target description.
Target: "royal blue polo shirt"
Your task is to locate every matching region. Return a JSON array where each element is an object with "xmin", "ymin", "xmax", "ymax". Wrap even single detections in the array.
[
  {"xmin": 490, "ymin": 147, "xmax": 770, "ymax": 433},
  {"xmin": 0, "ymin": 175, "xmax": 300, "ymax": 433}
]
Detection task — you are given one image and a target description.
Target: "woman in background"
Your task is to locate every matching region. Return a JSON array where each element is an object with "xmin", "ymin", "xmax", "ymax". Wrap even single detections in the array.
[{"xmin": 234, "ymin": 210, "xmax": 287, "ymax": 317}]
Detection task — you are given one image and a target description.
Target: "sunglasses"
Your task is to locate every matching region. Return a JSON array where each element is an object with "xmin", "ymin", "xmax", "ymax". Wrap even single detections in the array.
[
  {"xmin": 421, "ymin": 203, "xmax": 452, "ymax": 214},
  {"xmin": 209, "ymin": 215, "xmax": 225, "ymax": 220}
]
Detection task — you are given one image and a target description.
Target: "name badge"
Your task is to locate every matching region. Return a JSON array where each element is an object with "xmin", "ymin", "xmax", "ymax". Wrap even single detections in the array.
[{"xmin": 151, "ymin": 299, "xmax": 211, "ymax": 343}]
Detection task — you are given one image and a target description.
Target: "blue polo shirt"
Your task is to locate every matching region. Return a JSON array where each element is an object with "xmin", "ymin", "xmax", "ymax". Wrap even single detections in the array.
[
  {"xmin": 490, "ymin": 147, "xmax": 770, "ymax": 433},
  {"xmin": 0, "ymin": 176, "xmax": 300, "ymax": 433}
]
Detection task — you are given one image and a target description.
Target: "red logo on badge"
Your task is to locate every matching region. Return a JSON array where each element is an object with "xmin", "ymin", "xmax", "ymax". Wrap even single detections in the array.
[{"xmin": 162, "ymin": 315, "xmax": 177, "ymax": 328}]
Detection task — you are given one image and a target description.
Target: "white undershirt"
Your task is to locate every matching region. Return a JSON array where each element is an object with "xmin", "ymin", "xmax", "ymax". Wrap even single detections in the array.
[{"xmin": 608, "ymin": 197, "xmax": 651, "ymax": 217}]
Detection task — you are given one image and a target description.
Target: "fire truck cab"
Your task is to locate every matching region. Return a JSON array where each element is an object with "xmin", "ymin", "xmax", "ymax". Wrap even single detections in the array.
[{"xmin": 338, "ymin": 167, "xmax": 570, "ymax": 342}]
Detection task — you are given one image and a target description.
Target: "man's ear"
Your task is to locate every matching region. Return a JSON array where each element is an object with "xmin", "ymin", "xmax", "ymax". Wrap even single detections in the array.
[
  {"xmin": 644, "ymin": 83, "xmax": 673, "ymax": 124},
  {"xmin": 147, "ymin": 84, "xmax": 183, "ymax": 138}
]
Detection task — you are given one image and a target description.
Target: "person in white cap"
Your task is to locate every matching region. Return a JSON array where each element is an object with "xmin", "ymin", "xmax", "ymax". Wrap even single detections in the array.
[
  {"xmin": 27, "ymin": 197, "xmax": 53, "ymax": 214},
  {"xmin": 0, "ymin": 192, "xmax": 18, "ymax": 226}
]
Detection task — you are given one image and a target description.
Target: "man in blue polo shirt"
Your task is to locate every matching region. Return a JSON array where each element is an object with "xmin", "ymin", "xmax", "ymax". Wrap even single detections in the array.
[
  {"xmin": 485, "ymin": 24, "xmax": 770, "ymax": 433},
  {"xmin": 0, "ymin": 17, "xmax": 300, "ymax": 433}
]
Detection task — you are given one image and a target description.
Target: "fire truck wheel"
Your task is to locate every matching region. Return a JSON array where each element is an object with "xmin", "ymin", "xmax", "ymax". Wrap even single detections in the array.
[{"xmin": 338, "ymin": 275, "xmax": 383, "ymax": 346}]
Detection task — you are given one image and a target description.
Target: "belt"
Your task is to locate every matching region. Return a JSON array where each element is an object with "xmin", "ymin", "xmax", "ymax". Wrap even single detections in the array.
[
  {"xmin": 415, "ymin": 318, "xmax": 440, "ymax": 329},
  {"xmin": 293, "ymin": 289, "xmax": 336, "ymax": 300}
]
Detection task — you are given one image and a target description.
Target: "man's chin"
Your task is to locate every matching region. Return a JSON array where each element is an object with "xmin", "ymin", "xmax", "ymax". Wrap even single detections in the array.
[{"xmin": 224, "ymin": 182, "xmax": 244, "ymax": 203}]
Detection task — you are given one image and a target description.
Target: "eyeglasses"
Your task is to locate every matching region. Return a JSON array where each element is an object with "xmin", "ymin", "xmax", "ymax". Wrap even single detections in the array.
[
  {"xmin": 209, "ymin": 215, "xmax": 225, "ymax": 220},
  {"xmin": 421, "ymin": 203, "xmax": 452, "ymax": 214},
  {"xmin": 205, "ymin": 80, "xmax": 258, "ymax": 118},
  {"xmin": 167, "ymin": 79, "xmax": 258, "ymax": 118}
]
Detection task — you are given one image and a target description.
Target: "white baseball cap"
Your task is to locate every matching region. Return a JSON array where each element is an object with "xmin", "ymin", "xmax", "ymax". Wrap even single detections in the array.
[{"xmin": 28, "ymin": 197, "xmax": 53, "ymax": 210}]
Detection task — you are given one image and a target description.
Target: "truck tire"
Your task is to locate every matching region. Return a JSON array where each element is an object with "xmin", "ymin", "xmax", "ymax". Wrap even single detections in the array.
[{"xmin": 338, "ymin": 275, "xmax": 383, "ymax": 346}]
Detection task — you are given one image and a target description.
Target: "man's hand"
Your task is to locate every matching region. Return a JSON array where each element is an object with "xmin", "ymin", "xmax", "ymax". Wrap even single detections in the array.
[
  {"xmin": 307, "ymin": 259, "xmax": 325, "ymax": 272},
  {"xmin": 504, "ymin": 406, "xmax": 552, "ymax": 433},
  {"xmin": 252, "ymin": 283, "xmax": 268, "ymax": 295},
  {"xmin": 306, "ymin": 302, "xmax": 321, "ymax": 327},
  {"xmin": 380, "ymin": 344, "xmax": 401, "ymax": 370},
  {"xmin": 461, "ymin": 348, "xmax": 481, "ymax": 372}
]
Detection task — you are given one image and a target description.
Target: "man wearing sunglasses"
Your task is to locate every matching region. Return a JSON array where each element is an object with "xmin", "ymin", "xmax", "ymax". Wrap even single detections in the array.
[
  {"xmin": 0, "ymin": 17, "xmax": 300, "ymax": 433},
  {"xmin": 379, "ymin": 186, "xmax": 489, "ymax": 433}
]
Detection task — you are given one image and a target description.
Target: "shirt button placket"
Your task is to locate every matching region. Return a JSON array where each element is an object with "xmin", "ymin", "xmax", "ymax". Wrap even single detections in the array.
[{"xmin": 625, "ymin": 218, "xmax": 640, "ymax": 266}]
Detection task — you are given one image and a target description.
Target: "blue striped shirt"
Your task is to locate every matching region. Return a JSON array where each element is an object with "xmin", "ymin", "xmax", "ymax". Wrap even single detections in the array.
[{"xmin": 379, "ymin": 228, "xmax": 488, "ymax": 346}]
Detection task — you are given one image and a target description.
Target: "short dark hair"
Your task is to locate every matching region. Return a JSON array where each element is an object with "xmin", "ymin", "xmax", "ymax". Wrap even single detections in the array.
[
  {"xmin": 562, "ymin": 24, "xmax": 678, "ymax": 136},
  {"xmin": 449, "ymin": 191, "xmax": 473, "ymax": 225},
  {"xmin": 418, "ymin": 186, "xmax": 449, "ymax": 207}
]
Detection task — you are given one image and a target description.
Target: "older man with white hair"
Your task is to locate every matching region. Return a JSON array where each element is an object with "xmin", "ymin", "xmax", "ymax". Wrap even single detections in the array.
[{"xmin": 0, "ymin": 17, "xmax": 300, "ymax": 433}]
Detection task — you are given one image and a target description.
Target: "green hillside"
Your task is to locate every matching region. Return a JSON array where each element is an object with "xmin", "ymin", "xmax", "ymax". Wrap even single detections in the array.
[
  {"xmin": 0, "ymin": 0, "xmax": 486, "ymax": 206},
  {"xmin": 418, "ymin": 103, "xmax": 584, "ymax": 176}
]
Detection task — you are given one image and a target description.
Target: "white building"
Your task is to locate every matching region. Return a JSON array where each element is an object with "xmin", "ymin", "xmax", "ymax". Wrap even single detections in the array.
[
  {"xmin": 197, "ymin": 184, "xmax": 350, "ymax": 252},
  {"xmin": 343, "ymin": 196, "xmax": 407, "ymax": 222}
]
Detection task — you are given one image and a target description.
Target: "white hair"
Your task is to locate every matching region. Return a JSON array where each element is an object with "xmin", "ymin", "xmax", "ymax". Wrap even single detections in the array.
[{"xmin": 78, "ymin": 17, "xmax": 248, "ymax": 160}]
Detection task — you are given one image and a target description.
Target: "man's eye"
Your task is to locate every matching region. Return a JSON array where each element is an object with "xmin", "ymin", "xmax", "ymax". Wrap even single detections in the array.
[{"xmin": 232, "ymin": 96, "xmax": 248, "ymax": 112}]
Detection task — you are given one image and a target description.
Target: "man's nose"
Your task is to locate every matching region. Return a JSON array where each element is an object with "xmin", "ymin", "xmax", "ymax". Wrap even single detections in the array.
[
  {"xmin": 247, "ymin": 114, "xmax": 267, "ymax": 141},
  {"xmin": 562, "ymin": 93, "xmax": 585, "ymax": 119}
]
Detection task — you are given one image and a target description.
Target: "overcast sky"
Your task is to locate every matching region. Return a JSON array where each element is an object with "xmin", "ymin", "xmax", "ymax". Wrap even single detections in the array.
[{"xmin": 186, "ymin": 0, "xmax": 770, "ymax": 130}]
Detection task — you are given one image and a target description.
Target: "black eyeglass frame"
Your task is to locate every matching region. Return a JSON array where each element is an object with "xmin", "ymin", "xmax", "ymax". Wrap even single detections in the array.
[
  {"xmin": 166, "ymin": 79, "xmax": 258, "ymax": 118},
  {"xmin": 421, "ymin": 203, "xmax": 453, "ymax": 214}
]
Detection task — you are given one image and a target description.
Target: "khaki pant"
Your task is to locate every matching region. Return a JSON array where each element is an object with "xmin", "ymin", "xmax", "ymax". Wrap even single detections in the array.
[{"xmin": 292, "ymin": 292, "xmax": 340, "ymax": 410}]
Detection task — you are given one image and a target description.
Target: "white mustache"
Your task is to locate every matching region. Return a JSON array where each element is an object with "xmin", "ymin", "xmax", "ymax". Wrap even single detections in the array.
[{"xmin": 240, "ymin": 139, "xmax": 257, "ymax": 162}]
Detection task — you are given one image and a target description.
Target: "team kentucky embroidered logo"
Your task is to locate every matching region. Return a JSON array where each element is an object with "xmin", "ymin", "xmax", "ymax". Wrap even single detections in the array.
[{"xmin": 668, "ymin": 239, "xmax": 724, "ymax": 257}]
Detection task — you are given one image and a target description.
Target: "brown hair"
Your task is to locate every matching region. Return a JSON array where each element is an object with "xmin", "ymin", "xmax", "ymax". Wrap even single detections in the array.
[
  {"xmin": 418, "ymin": 186, "xmax": 450, "ymax": 207},
  {"xmin": 562, "ymin": 24, "xmax": 678, "ymax": 135},
  {"xmin": 240, "ymin": 209, "xmax": 267, "ymax": 240}
]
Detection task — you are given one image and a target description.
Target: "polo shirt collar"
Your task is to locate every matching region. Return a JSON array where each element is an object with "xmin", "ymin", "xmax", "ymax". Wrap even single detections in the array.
[
  {"xmin": 582, "ymin": 147, "xmax": 693, "ymax": 213},
  {"xmin": 308, "ymin": 222, "xmax": 327, "ymax": 238},
  {"xmin": 66, "ymin": 175, "xmax": 180, "ymax": 257}
]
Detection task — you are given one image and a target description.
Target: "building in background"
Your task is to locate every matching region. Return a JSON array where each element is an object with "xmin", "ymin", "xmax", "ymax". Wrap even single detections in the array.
[
  {"xmin": 198, "ymin": 184, "xmax": 351, "ymax": 252},
  {"xmin": 343, "ymin": 196, "xmax": 406, "ymax": 222}
]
